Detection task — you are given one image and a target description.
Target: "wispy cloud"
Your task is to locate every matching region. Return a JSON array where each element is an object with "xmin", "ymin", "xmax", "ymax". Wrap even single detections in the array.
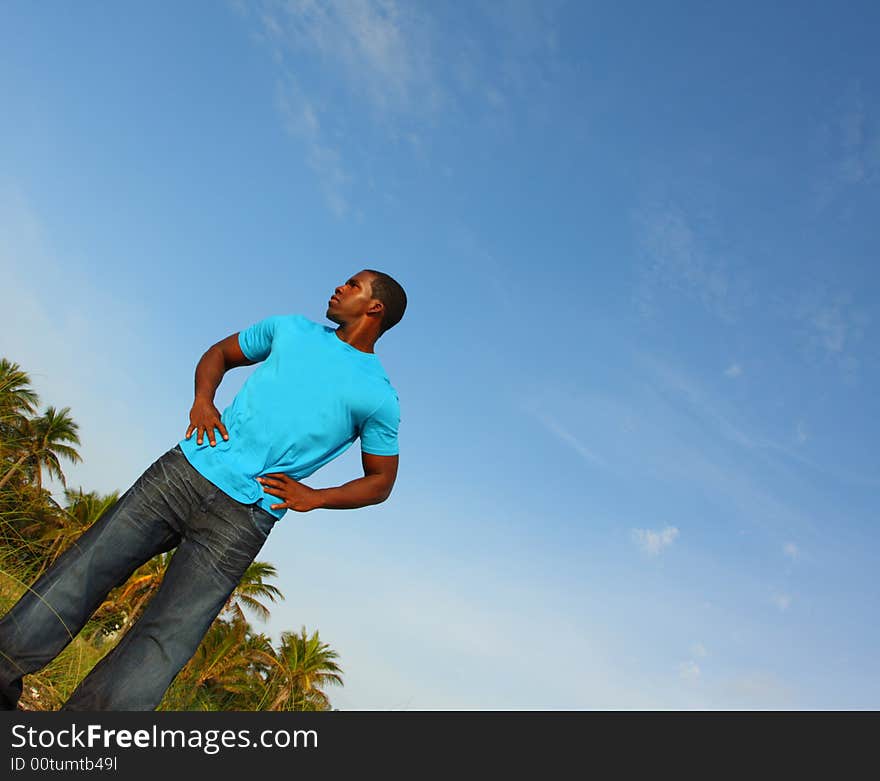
[
  {"xmin": 517, "ymin": 376, "xmax": 625, "ymax": 469},
  {"xmin": 471, "ymin": 0, "xmax": 565, "ymax": 104},
  {"xmin": 257, "ymin": 0, "xmax": 438, "ymax": 117},
  {"xmin": 678, "ymin": 660, "xmax": 701, "ymax": 681},
  {"xmin": 522, "ymin": 355, "xmax": 845, "ymax": 552},
  {"xmin": 631, "ymin": 526, "xmax": 679, "ymax": 556},
  {"xmin": 772, "ymin": 593, "xmax": 792, "ymax": 611},
  {"xmin": 717, "ymin": 671, "xmax": 798, "ymax": 708},
  {"xmin": 533, "ymin": 411, "xmax": 606, "ymax": 466},
  {"xmin": 448, "ymin": 224, "xmax": 519, "ymax": 315},
  {"xmin": 783, "ymin": 542, "xmax": 801, "ymax": 560},
  {"xmin": 275, "ymin": 74, "xmax": 353, "ymax": 217},
  {"xmin": 632, "ymin": 202, "xmax": 753, "ymax": 325},
  {"xmin": 812, "ymin": 82, "xmax": 880, "ymax": 210},
  {"xmin": 638, "ymin": 354, "xmax": 763, "ymax": 451},
  {"xmin": 245, "ymin": 0, "xmax": 439, "ymax": 215},
  {"xmin": 239, "ymin": 0, "xmax": 566, "ymax": 216},
  {"xmin": 791, "ymin": 286, "xmax": 870, "ymax": 383},
  {"xmin": 724, "ymin": 363, "xmax": 743, "ymax": 378},
  {"xmin": 638, "ymin": 352, "xmax": 880, "ymax": 492},
  {"xmin": 678, "ymin": 642, "xmax": 707, "ymax": 683}
]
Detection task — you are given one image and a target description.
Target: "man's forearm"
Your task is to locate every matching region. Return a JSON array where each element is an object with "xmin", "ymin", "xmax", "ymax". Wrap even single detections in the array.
[
  {"xmin": 194, "ymin": 348, "xmax": 227, "ymax": 401},
  {"xmin": 314, "ymin": 474, "xmax": 391, "ymax": 509}
]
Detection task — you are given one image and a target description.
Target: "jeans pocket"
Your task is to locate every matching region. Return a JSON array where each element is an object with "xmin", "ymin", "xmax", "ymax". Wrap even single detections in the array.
[{"xmin": 248, "ymin": 504, "xmax": 277, "ymax": 538}]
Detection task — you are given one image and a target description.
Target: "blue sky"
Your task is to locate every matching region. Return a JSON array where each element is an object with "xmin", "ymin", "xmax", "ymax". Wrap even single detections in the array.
[{"xmin": 2, "ymin": 1, "xmax": 879, "ymax": 708}]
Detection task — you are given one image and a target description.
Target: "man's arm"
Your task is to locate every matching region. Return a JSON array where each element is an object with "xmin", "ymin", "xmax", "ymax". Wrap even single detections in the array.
[
  {"xmin": 314, "ymin": 451, "xmax": 399, "ymax": 509},
  {"xmin": 257, "ymin": 450, "xmax": 400, "ymax": 513},
  {"xmin": 257, "ymin": 451, "xmax": 399, "ymax": 512},
  {"xmin": 195, "ymin": 333, "xmax": 258, "ymax": 399},
  {"xmin": 186, "ymin": 333, "xmax": 258, "ymax": 446}
]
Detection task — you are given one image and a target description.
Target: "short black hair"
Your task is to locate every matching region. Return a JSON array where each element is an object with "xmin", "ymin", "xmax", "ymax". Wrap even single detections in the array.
[{"xmin": 365, "ymin": 270, "xmax": 407, "ymax": 335}]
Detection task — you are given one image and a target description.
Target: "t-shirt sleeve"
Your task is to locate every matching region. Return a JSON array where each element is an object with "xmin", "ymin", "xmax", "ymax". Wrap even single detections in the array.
[
  {"xmin": 360, "ymin": 391, "xmax": 400, "ymax": 456},
  {"xmin": 238, "ymin": 315, "xmax": 281, "ymax": 362}
]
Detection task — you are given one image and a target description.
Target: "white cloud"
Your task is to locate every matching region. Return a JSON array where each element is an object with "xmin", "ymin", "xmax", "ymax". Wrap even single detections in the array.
[
  {"xmin": 486, "ymin": 86, "xmax": 506, "ymax": 110},
  {"xmin": 517, "ymin": 379, "xmax": 617, "ymax": 469},
  {"xmin": 792, "ymin": 286, "xmax": 870, "ymax": 382},
  {"xmin": 524, "ymin": 354, "xmax": 843, "ymax": 556},
  {"xmin": 448, "ymin": 224, "xmax": 519, "ymax": 314},
  {"xmin": 248, "ymin": 0, "xmax": 438, "ymax": 216},
  {"xmin": 275, "ymin": 74, "xmax": 353, "ymax": 217},
  {"xmin": 631, "ymin": 526, "xmax": 679, "ymax": 556},
  {"xmin": 812, "ymin": 83, "xmax": 880, "ymax": 210},
  {"xmin": 678, "ymin": 660, "xmax": 701, "ymax": 681},
  {"xmin": 307, "ymin": 0, "xmax": 435, "ymax": 114},
  {"xmin": 795, "ymin": 421, "xmax": 808, "ymax": 444},
  {"xmin": 783, "ymin": 542, "xmax": 801, "ymax": 560},
  {"xmin": 638, "ymin": 352, "xmax": 880, "ymax": 492},
  {"xmin": 717, "ymin": 671, "xmax": 798, "ymax": 708},
  {"xmin": 252, "ymin": 0, "xmax": 468, "ymax": 129},
  {"xmin": 638, "ymin": 354, "xmax": 760, "ymax": 451},
  {"xmin": 812, "ymin": 303, "xmax": 848, "ymax": 352},
  {"xmin": 691, "ymin": 642, "xmax": 708, "ymax": 658},
  {"xmin": 772, "ymin": 593, "xmax": 792, "ymax": 611},
  {"xmin": 632, "ymin": 202, "xmax": 753, "ymax": 325},
  {"xmin": 531, "ymin": 411, "xmax": 606, "ymax": 467},
  {"xmin": 242, "ymin": 0, "xmax": 566, "ymax": 216},
  {"xmin": 724, "ymin": 363, "xmax": 742, "ymax": 378},
  {"xmin": 226, "ymin": 0, "xmax": 249, "ymax": 16}
]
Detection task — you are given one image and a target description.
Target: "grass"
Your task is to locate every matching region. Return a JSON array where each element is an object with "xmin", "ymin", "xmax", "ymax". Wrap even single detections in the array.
[{"xmin": 0, "ymin": 550, "xmax": 121, "ymax": 710}]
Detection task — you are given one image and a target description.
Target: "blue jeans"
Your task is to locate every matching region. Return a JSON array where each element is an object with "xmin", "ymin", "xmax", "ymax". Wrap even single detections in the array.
[{"xmin": 0, "ymin": 444, "xmax": 276, "ymax": 710}]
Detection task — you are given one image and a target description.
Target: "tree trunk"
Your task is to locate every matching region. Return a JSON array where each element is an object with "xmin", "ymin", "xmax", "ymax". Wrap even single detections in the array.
[{"xmin": 0, "ymin": 452, "xmax": 30, "ymax": 491}]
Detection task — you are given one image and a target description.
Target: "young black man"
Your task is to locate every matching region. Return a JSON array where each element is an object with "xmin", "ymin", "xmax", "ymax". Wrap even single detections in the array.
[{"xmin": 0, "ymin": 269, "xmax": 406, "ymax": 710}]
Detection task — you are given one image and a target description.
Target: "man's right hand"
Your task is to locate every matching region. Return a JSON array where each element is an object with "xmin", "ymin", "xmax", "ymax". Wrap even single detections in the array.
[{"xmin": 185, "ymin": 397, "xmax": 229, "ymax": 447}]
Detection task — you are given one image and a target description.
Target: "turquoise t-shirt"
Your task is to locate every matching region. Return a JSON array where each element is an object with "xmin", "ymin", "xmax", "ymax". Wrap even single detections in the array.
[{"xmin": 178, "ymin": 314, "xmax": 400, "ymax": 519}]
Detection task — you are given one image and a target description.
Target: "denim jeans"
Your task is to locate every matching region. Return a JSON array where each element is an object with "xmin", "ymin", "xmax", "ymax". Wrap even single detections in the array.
[{"xmin": 0, "ymin": 443, "xmax": 276, "ymax": 711}]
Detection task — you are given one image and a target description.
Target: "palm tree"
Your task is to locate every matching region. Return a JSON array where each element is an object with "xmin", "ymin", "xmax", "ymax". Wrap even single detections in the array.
[
  {"xmin": 31, "ymin": 487, "xmax": 121, "ymax": 576},
  {"xmin": 161, "ymin": 606, "xmax": 273, "ymax": 711},
  {"xmin": 62, "ymin": 486, "xmax": 120, "ymax": 530},
  {"xmin": 0, "ymin": 358, "xmax": 40, "ymax": 482},
  {"xmin": 0, "ymin": 359, "xmax": 40, "ymax": 450},
  {"xmin": 92, "ymin": 551, "xmax": 173, "ymax": 634},
  {"xmin": 0, "ymin": 406, "xmax": 82, "ymax": 494},
  {"xmin": 263, "ymin": 626, "xmax": 344, "ymax": 711},
  {"xmin": 221, "ymin": 561, "xmax": 284, "ymax": 622},
  {"xmin": 90, "ymin": 555, "xmax": 284, "ymax": 641}
]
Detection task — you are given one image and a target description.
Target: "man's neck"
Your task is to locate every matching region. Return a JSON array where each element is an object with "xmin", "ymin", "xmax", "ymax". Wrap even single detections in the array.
[{"xmin": 334, "ymin": 324, "xmax": 378, "ymax": 354}]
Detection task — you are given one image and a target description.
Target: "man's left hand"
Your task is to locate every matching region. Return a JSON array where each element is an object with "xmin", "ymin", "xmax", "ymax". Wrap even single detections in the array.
[{"xmin": 257, "ymin": 474, "xmax": 323, "ymax": 512}]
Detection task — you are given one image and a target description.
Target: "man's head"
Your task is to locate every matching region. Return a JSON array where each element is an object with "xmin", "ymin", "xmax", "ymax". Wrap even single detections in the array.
[{"xmin": 326, "ymin": 269, "xmax": 407, "ymax": 336}]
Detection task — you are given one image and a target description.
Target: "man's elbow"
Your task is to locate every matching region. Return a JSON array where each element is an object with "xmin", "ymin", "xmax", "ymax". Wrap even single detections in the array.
[{"xmin": 372, "ymin": 479, "xmax": 395, "ymax": 504}]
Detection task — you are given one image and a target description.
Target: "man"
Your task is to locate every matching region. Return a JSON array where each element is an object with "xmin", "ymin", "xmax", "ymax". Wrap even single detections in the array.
[{"xmin": 0, "ymin": 269, "xmax": 405, "ymax": 710}]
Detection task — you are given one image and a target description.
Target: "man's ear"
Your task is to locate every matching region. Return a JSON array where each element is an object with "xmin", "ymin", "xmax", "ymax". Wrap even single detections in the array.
[{"xmin": 368, "ymin": 299, "xmax": 385, "ymax": 316}]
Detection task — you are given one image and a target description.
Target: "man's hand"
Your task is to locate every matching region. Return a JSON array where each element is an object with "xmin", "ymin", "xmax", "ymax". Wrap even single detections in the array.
[
  {"xmin": 185, "ymin": 397, "xmax": 229, "ymax": 446},
  {"xmin": 257, "ymin": 473, "xmax": 323, "ymax": 512}
]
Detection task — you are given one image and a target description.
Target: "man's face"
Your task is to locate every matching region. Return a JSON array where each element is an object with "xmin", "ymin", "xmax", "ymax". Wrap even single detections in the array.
[{"xmin": 326, "ymin": 270, "xmax": 379, "ymax": 325}]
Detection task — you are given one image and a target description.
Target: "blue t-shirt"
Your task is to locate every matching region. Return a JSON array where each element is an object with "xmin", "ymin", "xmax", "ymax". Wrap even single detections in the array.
[{"xmin": 178, "ymin": 314, "xmax": 400, "ymax": 518}]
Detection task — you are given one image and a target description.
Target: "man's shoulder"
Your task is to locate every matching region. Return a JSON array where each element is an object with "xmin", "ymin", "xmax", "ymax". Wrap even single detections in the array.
[
  {"xmin": 270, "ymin": 313, "xmax": 323, "ymax": 332},
  {"xmin": 375, "ymin": 377, "xmax": 400, "ymax": 408}
]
